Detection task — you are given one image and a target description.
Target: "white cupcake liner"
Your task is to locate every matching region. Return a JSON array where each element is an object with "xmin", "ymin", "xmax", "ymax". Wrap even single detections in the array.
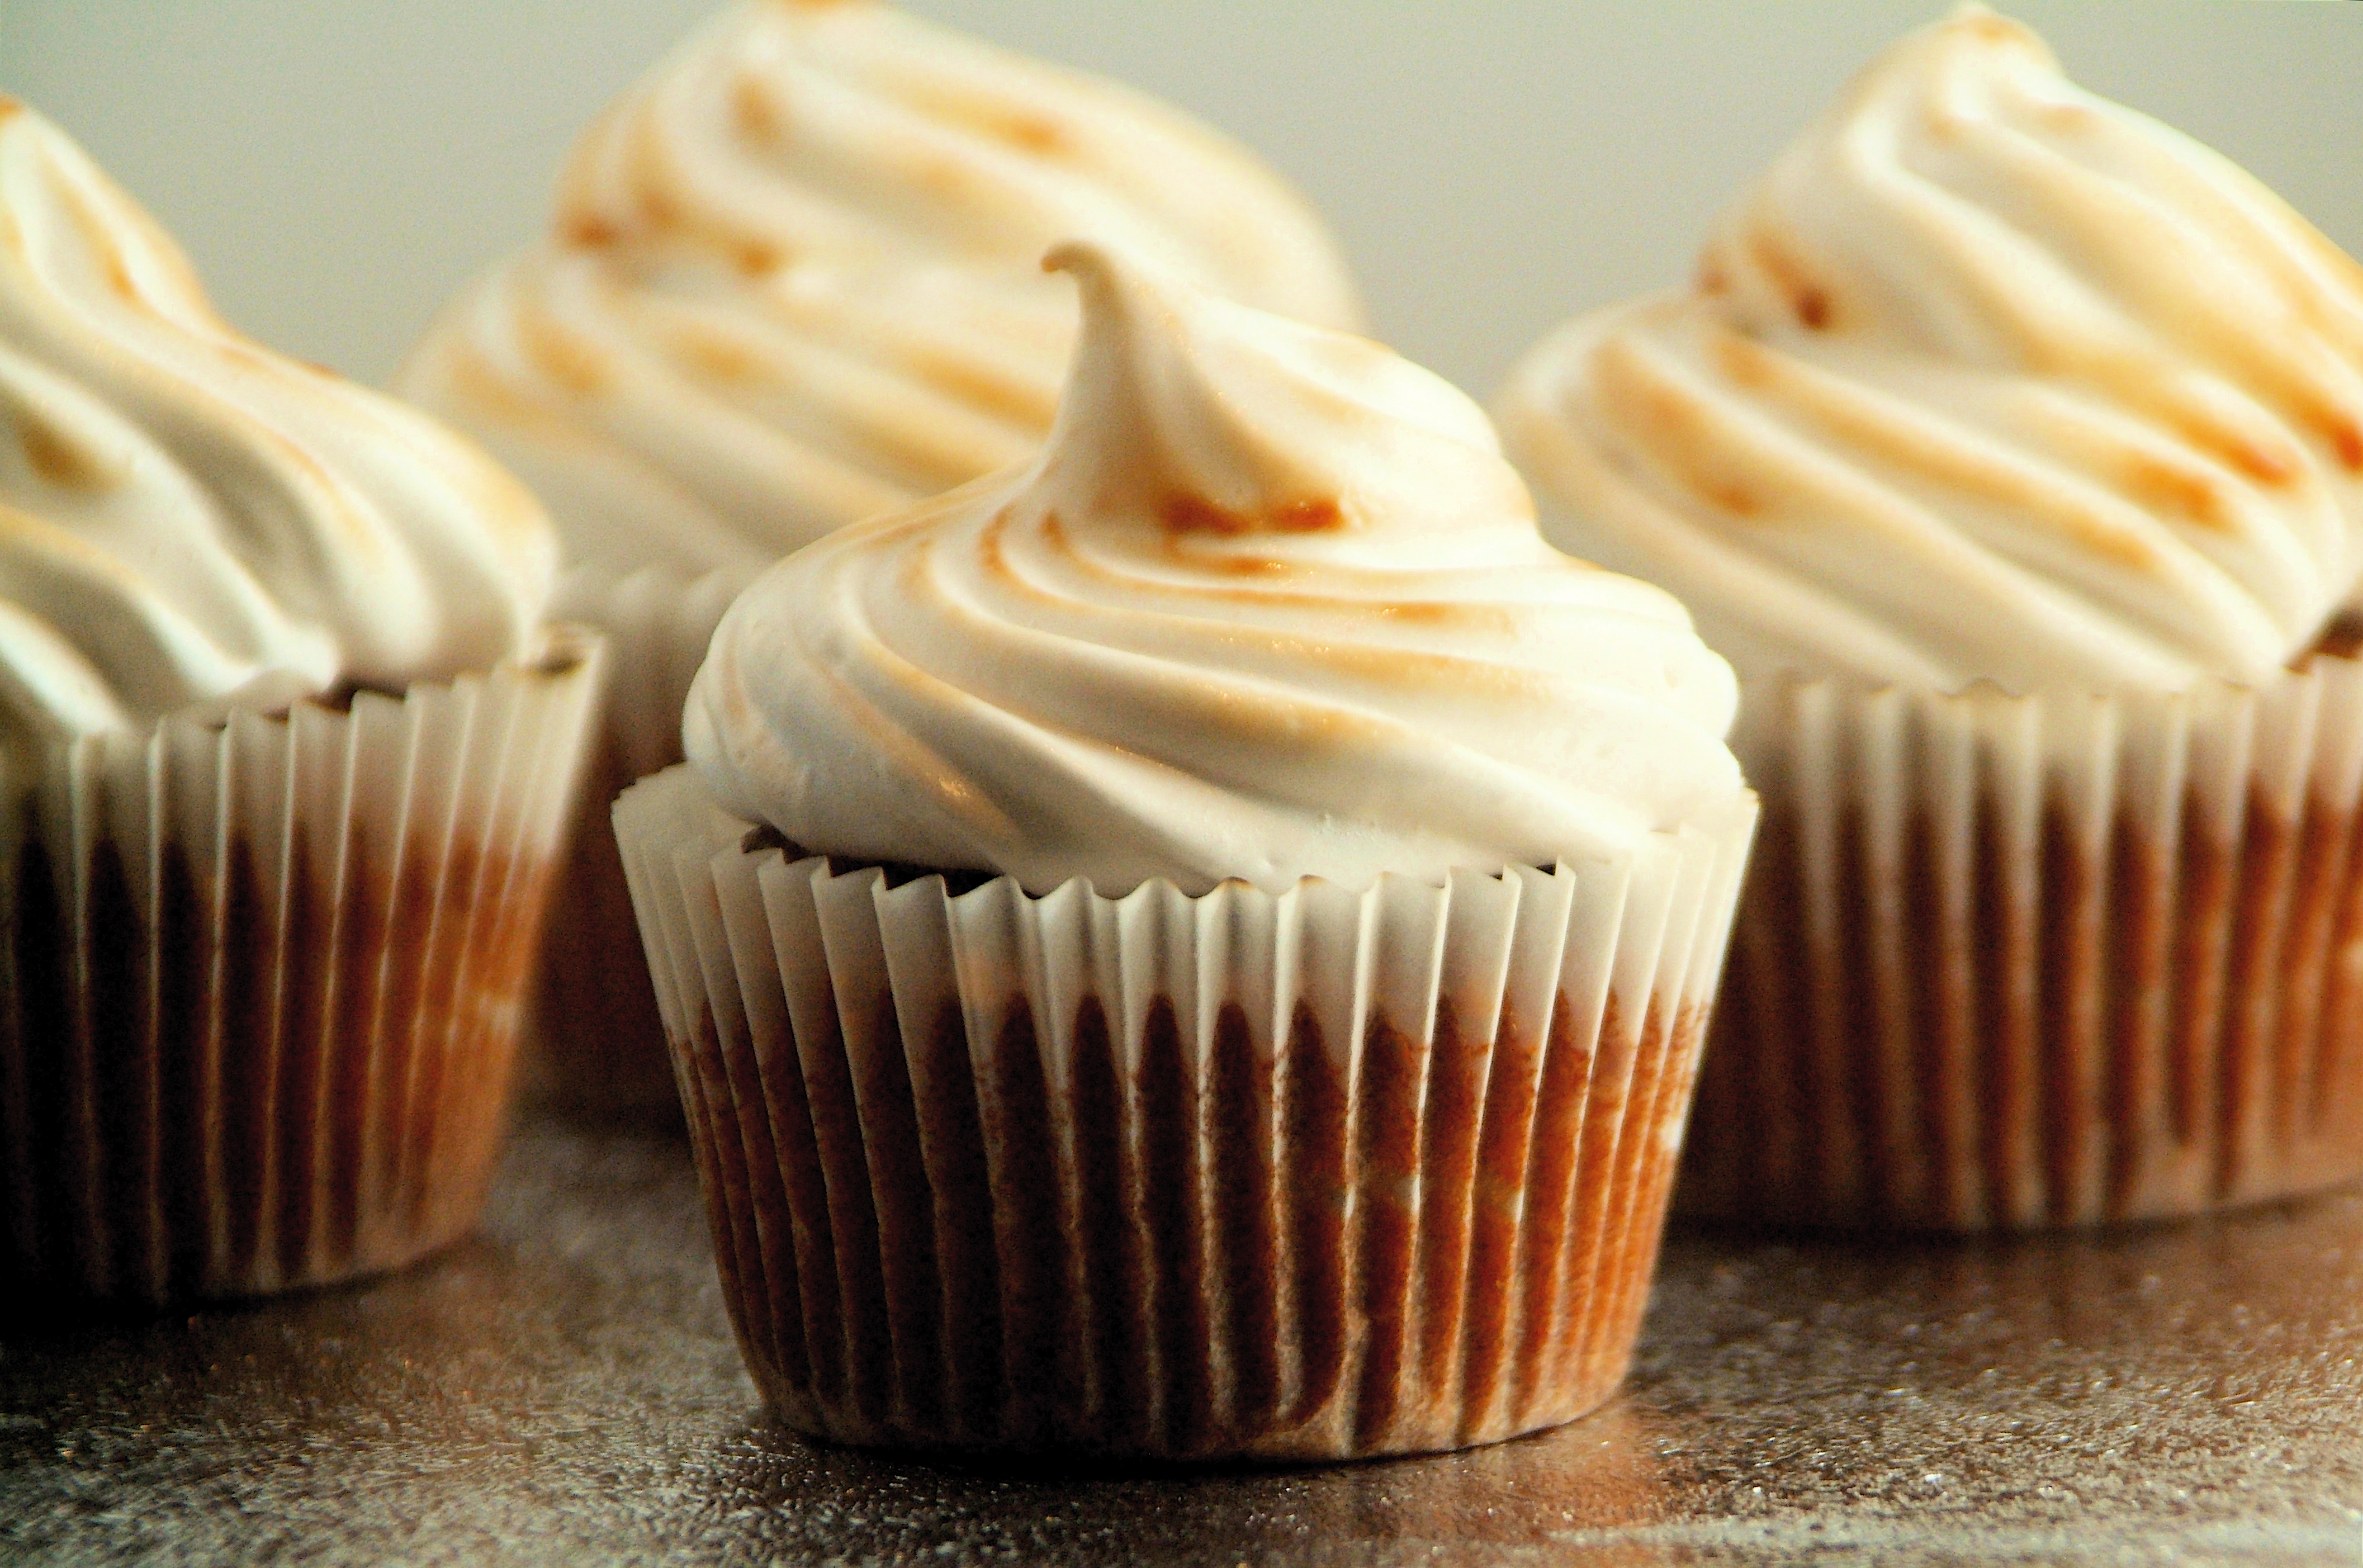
[
  {"xmin": 527, "ymin": 562, "xmax": 759, "ymax": 1118},
  {"xmin": 1683, "ymin": 652, "xmax": 2363, "ymax": 1231},
  {"xmin": 0, "ymin": 628, "xmax": 605, "ymax": 1305},
  {"xmin": 613, "ymin": 764, "xmax": 1756, "ymax": 1460}
]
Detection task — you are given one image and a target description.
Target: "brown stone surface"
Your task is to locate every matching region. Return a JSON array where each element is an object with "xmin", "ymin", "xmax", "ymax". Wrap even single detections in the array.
[{"xmin": 1687, "ymin": 773, "xmax": 2363, "ymax": 1230}]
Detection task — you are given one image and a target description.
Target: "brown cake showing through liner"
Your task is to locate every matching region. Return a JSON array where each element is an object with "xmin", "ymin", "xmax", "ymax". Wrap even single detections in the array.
[
  {"xmin": 520, "ymin": 567, "xmax": 752, "ymax": 1126},
  {"xmin": 1, "ymin": 651, "xmax": 594, "ymax": 1307},
  {"xmin": 526, "ymin": 733, "xmax": 680, "ymax": 1120},
  {"xmin": 1684, "ymin": 771, "xmax": 2363, "ymax": 1231},
  {"xmin": 667, "ymin": 917, "xmax": 1709, "ymax": 1460}
]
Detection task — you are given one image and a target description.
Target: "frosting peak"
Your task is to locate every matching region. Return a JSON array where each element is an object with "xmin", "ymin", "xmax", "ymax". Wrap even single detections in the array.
[
  {"xmin": 1500, "ymin": 8, "xmax": 2363, "ymax": 694},
  {"xmin": 686, "ymin": 243, "xmax": 1741, "ymax": 894},
  {"xmin": 400, "ymin": 1, "xmax": 1362, "ymax": 577},
  {"xmin": 1038, "ymin": 242, "xmax": 1526, "ymax": 559},
  {"xmin": 0, "ymin": 102, "xmax": 554, "ymax": 746}
]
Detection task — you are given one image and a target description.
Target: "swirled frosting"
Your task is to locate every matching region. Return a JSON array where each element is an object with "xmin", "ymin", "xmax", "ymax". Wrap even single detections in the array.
[
  {"xmin": 1499, "ymin": 8, "xmax": 2363, "ymax": 694},
  {"xmin": 0, "ymin": 100, "xmax": 555, "ymax": 746},
  {"xmin": 685, "ymin": 242, "xmax": 1741, "ymax": 895},
  {"xmin": 400, "ymin": 0, "xmax": 1362, "ymax": 577}
]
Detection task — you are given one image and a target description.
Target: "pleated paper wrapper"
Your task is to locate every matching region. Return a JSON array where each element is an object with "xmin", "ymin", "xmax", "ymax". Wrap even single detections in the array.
[
  {"xmin": 614, "ymin": 764, "xmax": 1758, "ymax": 1461},
  {"xmin": 1683, "ymin": 651, "xmax": 2363, "ymax": 1232},
  {"xmin": 525, "ymin": 563, "xmax": 757, "ymax": 1120},
  {"xmin": 1, "ymin": 628, "xmax": 604, "ymax": 1306}
]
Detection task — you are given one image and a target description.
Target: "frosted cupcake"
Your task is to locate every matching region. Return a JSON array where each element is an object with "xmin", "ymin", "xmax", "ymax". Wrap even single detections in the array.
[
  {"xmin": 400, "ymin": 0, "xmax": 1361, "ymax": 1116},
  {"xmin": 614, "ymin": 242, "xmax": 1756, "ymax": 1459},
  {"xmin": 1499, "ymin": 10, "xmax": 2363, "ymax": 1230},
  {"xmin": 0, "ymin": 102, "xmax": 602, "ymax": 1305}
]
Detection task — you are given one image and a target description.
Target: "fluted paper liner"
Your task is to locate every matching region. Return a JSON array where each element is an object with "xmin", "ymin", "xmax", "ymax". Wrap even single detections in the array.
[
  {"xmin": 1684, "ymin": 652, "xmax": 2363, "ymax": 1232},
  {"xmin": 0, "ymin": 629, "xmax": 604, "ymax": 1305},
  {"xmin": 527, "ymin": 563, "xmax": 757, "ymax": 1119},
  {"xmin": 614, "ymin": 765, "xmax": 1756, "ymax": 1460}
]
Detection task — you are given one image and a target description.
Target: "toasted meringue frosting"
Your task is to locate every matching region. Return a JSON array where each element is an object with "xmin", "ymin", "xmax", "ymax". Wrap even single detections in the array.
[
  {"xmin": 685, "ymin": 242, "xmax": 1740, "ymax": 895},
  {"xmin": 1499, "ymin": 8, "xmax": 2363, "ymax": 694},
  {"xmin": 0, "ymin": 102, "xmax": 555, "ymax": 747},
  {"xmin": 400, "ymin": 0, "xmax": 1362, "ymax": 577}
]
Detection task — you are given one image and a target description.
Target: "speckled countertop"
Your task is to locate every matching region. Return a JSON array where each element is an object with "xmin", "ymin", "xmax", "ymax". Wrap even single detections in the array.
[{"xmin": 6, "ymin": 1117, "xmax": 2362, "ymax": 1566}]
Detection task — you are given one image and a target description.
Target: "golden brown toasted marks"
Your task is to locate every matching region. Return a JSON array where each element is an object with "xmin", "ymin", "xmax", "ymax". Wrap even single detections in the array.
[
  {"xmin": 2030, "ymin": 92, "xmax": 2097, "ymax": 135},
  {"xmin": 2116, "ymin": 449, "xmax": 2231, "ymax": 531},
  {"xmin": 1712, "ymin": 330, "xmax": 1777, "ymax": 390},
  {"xmin": 2324, "ymin": 417, "xmax": 2363, "ymax": 473},
  {"xmin": 902, "ymin": 345, "xmax": 1056, "ymax": 430},
  {"xmin": 55, "ymin": 178, "xmax": 145, "ymax": 307},
  {"xmin": 13, "ymin": 405, "xmax": 117, "ymax": 491},
  {"xmin": 732, "ymin": 75, "xmax": 787, "ymax": 145},
  {"xmin": 638, "ymin": 180, "xmax": 684, "ymax": 234},
  {"xmin": 1922, "ymin": 101, "xmax": 1963, "ymax": 144},
  {"xmin": 1160, "ymin": 492, "xmax": 1347, "ymax": 537},
  {"xmin": 992, "ymin": 113, "xmax": 1069, "ymax": 157},
  {"xmin": 1962, "ymin": 9, "xmax": 2025, "ymax": 45},
  {"xmin": 894, "ymin": 69, "xmax": 1078, "ymax": 160},
  {"xmin": 563, "ymin": 212, "xmax": 623, "ymax": 250},
  {"xmin": 517, "ymin": 305, "xmax": 612, "ymax": 399},
  {"xmin": 2116, "ymin": 372, "xmax": 2299, "ymax": 489},
  {"xmin": 1173, "ymin": 547, "xmax": 1291, "ymax": 577},
  {"xmin": 1368, "ymin": 600, "xmax": 1474, "ymax": 627},
  {"xmin": 1743, "ymin": 225, "xmax": 1838, "ymax": 332},
  {"xmin": 974, "ymin": 505, "xmax": 1020, "ymax": 585},
  {"xmin": 1703, "ymin": 326, "xmax": 2161, "ymax": 567},
  {"xmin": 1598, "ymin": 336, "xmax": 1771, "ymax": 521},
  {"xmin": 437, "ymin": 340, "xmax": 569, "ymax": 435},
  {"xmin": 671, "ymin": 325, "xmax": 765, "ymax": 384}
]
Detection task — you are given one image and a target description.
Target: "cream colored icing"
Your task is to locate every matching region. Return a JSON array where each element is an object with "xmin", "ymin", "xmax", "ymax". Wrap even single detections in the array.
[
  {"xmin": 1500, "ymin": 8, "xmax": 2363, "ymax": 694},
  {"xmin": 686, "ymin": 242, "xmax": 1740, "ymax": 895},
  {"xmin": 400, "ymin": 0, "xmax": 1362, "ymax": 576},
  {"xmin": 0, "ymin": 100, "xmax": 555, "ymax": 746}
]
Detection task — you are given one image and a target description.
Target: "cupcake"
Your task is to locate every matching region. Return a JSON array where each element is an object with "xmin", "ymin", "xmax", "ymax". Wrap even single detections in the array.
[
  {"xmin": 1498, "ymin": 10, "xmax": 2363, "ymax": 1230},
  {"xmin": 614, "ymin": 241, "xmax": 1757, "ymax": 1459},
  {"xmin": 0, "ymin": 101, "xmax": 602, "ymax": 1305},
  {"xmin": 399, "ymin": 0, "xmax": 1362, "ymax": 1117}
]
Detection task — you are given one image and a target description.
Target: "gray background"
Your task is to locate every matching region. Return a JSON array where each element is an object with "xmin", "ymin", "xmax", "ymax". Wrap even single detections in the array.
[{"xmin": 3, "ymin": 1, "xmax": 2359, "ymax": 396}]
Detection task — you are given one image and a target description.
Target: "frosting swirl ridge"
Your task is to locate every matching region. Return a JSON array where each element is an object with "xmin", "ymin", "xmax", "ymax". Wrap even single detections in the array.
[
  {"xmin": 1499, "ymin": 8, "xmax": 2363, "ymax": 693},
  {"xmin": 400, "ymin": 0, "xmax": 1362, "ymax": 576},
  {"xmin": 0, "ymin": 101, "xmax": 554, "ymax": 744},
  {"xmin": 686, "ymin": 242, "xmax": 1740, "ymax": 894}
]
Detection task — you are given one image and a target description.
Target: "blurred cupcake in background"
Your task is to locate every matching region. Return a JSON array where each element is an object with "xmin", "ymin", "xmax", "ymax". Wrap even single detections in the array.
[
  {"xmin": 0, "ymin": 100, "xmax": 602, "ymax": 1305},
  {"xmin": 615, "ymin": 242, "xmax": 1755, "ymax": 1459},
  {"xmin": 400, "ymin": 0, "xmax": 1362, "ymax": 1119},
  {"xmin": 1498, "ymin": 9, "xmax": 2363, "ymax": 1230}
]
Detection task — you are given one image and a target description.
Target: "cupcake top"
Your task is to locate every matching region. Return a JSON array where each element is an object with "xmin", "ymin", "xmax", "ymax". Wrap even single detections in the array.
[
  {"xmin": 399, "ymin": 0, "xmax": 1362, "ymax": 578},
  {"xmin": 0, "ymin": 101, "xmax": 556, "ymax": 748},
  {"xmin": 685, "ymin": 241, "xmax": 1741, "ymax": 896},
  {"xmin": 1498, "ymin": 8, "xmax": 2363, "ymax": 695}
]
